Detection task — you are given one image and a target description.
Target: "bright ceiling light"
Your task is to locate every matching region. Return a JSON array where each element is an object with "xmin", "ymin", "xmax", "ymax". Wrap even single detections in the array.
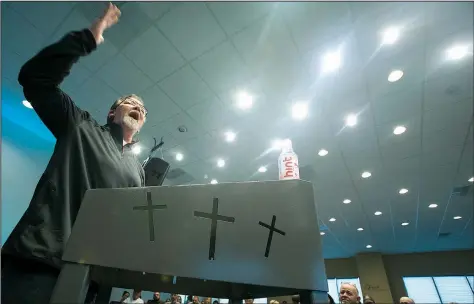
[
  {"xmin": 329, "ymin": 217, "xmax": 336, "ymax": 222},
  {"xmin": 132, "ymin": 145, "xmax": 142, "ymax": 155},
  {"xmin": 453, "ymin": 216, "xmax": 462, "ymax": 220},
  {"xmin": 224, "ymin": 131, "xmax": 236, "ymax": 143},
  {"xmin": 292, "ymin": 102, "xmax": 309, "ymax": 120},
  {"xmin": 428, "ymin": 203, "xmax": 438, "ymax": 208},
  {"xmin": 374, "ymin": 211, "xmax": 382, "ymax": 216},
  {"xmin": 236, "ymin": 91, "xmax": 253, "ymax": 110},
  {"xmin": 321, "ymin": 50, "xmax": 342, "ymax": 73},
  {"xmin": 388, "ymin": 70, "xmax": 404, "ymax": 82},
  {"xmin": 357, "ymin": 228, "xmax": 364, "ymax": 231},
  {"xmin": 318, "ymin": 149, "xmax": 329, "ymax": 156},
  {"xmin": 382, "ymin": 27, "xmax": 400, "ymax": 45},
  {"xmin": 320, "ymin": 232, "xmax": 325, "ymax": 236},
  {"xmin": 393, "ymin": 125, "xmax": 406, "ymax": 135},
  {"xmin": 345, "ymin": 114, "xmax": 358, "ymax": 127},
  {"xmin": 217, "ymin": 159, "xmax": 225, "ymax": 168},
  {"xmin": 210, "ymin": 179, "xmax": 218, "ymax": 184},
  {"xmin": 271, "ymin": 139, "xmax": 291, "ymax": 151},
  {"xmin": 446, "ymin": 45, "xmax": 469, "ymax": 60},
  {"xmin": 401, "ymin": 222, "xmax": 409, "ymax": 226},
  {"xmin": 366, "ymin": 245, "xmax": 373, "ymax": 249},
  {"xmin": 175, "ymin": 153, "xmax": 183, "ymax": 161},
  {"xmin": 399, "ymin": 188, "xmax": 409, "ymax": 195},
  {"xmin": 22, "ymin": 100, "xmax": 33, "ymax": 109},
  {"xmin": 343, "ymin": 199, "xmax": 351, "ymax": 204},
  {"xmin": 361, "ymin": 171, "xmax": 372, "ymax": 179},
  {"xmin": 468, "ymin": 177, "xmax": 474, "ymax": 182},
  {"xmin": 258, "ymin": 166, "xmax": 267, "ymax": 173}
]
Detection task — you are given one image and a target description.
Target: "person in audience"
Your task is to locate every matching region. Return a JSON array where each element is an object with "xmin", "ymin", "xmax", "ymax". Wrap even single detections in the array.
[
  {"xmin": 339, "ymin": 282, "xmax": 360, "ymax": 304},
  {"xmin": 147, "ymin": 292, "xmax": 164, "ymax": 304},
  {"xmin": 213, "ymin": 301, "xmax": 219, "ymax": 304},
  {"xmin": 177, "ymin": 295, "xmax": 183, "ymax": 303},
  {"xmin": 270, "ymin": 300, "xmax": 280, "ymax": 304},
  {"xmin": 125, "ymin": 290, "xmax": 144, "ymax": 303},
  {"xmin": 399, "ymin": 297, "xmax": 414, "ymax": 304},
  {"xmin": 363, "ymin": 295, "xmax": 375, "ymax": 304},
  {"xmin": 328, "ymin": 293, "xmax": 336, "ymax": 304},
  {"xmin": 192, "ymin": 296, "xmax": 200, "ymax": 304},
  {"xmin": 244, "ymin": 299, "xmax": 254, "ymax": 304},
  {"xmin": 282, "ymin": 301, "xmax": 288, "ymax": 304},
  {"xmin": 291, "ymin": 295, "xmax": 300, "ymax": 304}
]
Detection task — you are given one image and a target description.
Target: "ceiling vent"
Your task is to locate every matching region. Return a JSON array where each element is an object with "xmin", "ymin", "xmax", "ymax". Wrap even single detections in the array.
[
  {"xmin": 451, "ymin": 185, "xmax": 471, "ymax": 196},
  {"xmin": 438, "ymin": 232, "xmax": 451, "ymax": 238}
]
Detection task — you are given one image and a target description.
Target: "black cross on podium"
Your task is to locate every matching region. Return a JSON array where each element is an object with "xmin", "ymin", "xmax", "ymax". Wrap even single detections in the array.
[
  {"xmin": 133, "ymin": 190, "xmax": 167, "ymax": 241},
  {"xmin": 259, "ymin": 215, "xmax": 286, "ymax": 257},
  {"xmin": 194, "ymin": 197, "xmax": 235, "ymax": 260}
]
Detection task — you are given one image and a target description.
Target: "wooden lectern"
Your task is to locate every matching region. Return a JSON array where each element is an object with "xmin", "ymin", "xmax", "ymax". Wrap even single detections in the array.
[{"xmin": 49, "ymin": 180, "xmax": 328, "ymax": 303}]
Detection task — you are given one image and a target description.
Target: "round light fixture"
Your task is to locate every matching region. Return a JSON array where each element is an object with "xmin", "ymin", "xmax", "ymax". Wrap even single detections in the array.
[
  {"xmin": 357, "ymin": 228, "xmax": 364, "ymax": 231},
  {"xmin": 453, "ymin": 216, "xmax": 462, "ymax": 220},
  {"xmin": 469, "ymin": 177, "xmax": 474, "ymax": 183},
  {"xmin": 175, "ymin": 153, "xmax": 183, "ymax": 161},
  {"xmin": 258, "ymin": 166, "xmax": 267, "ymax": 173},
  {"xmin": 22, "ymin": 100, "xmax": 33, "ymax": 109},
  {"xmin": 401, "ymin": 222, "xmax": 409, "ymax": 226},
  {"xmin": 393, "ymin": 125, "xmax": 406, "ymax": 135},
  {"xmin": 210, "ymin": 179, "xmax": 218, "ymax": 184},
  {"xmin": 132, "ymin": 145, "xmax": 142, "ymax": 155},
  {"xmin": 345, "ymin": 114, "xmax": 358, "ymax": 127},
  {"xmin": 366, "ymin": 244, "xmax": 373, "ymax": 249},
  {"xmin": 292, "ymin": 102, "xmax": 309, "ymax": 120},
  {"xmin": 329, "ymin": 218, "xmax": 336, "ymax": 222},
  {"xmin": 343, "ymin": 199, "xmax": 351, "ymax": 204},
  {"xmin": 388, "ymin": 70, "xmax": 404, "ymax": 82},
  {"xmin": 320, "ymin": 232, "xmax": 325, "ymax": 236},
  {"xmin": 318, "ymin": 149, "xmax": 329, "ymax": 156},
  {"xmin": 399, "ymin": 188, "xmax": 409, "ymax": 195},
  {"xmin": 428, "ymin": 203, "xmax": 438, "ymax": 208},
  {"xmin": 374, "ymin": 211, "xmax": 382, "ymax": 216},
  {"xmin": 361, "ymin": 171, "xmax": 372, "ymax": 179},
  {"xmin": 382, "ymin": 27, "xmax": 400, "ymax": 45},
  {"xmin": 217, "ymin": 159, "xmax": 225, "ymax": 168},
  {"xmin": 224, "ymin": 131, "xmax": 236, "ymax": 143}
]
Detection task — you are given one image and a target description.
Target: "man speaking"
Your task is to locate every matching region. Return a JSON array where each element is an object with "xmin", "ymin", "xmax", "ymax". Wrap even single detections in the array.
[{"xmin": 2, "ymin": 3, "xmax": 147, "ymax": 303}]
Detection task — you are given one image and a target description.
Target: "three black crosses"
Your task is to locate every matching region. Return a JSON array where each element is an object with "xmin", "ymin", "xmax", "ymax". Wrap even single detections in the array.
[{"xmin": 134, "ymin": 190, "xmax": 286, "ymax": 259}]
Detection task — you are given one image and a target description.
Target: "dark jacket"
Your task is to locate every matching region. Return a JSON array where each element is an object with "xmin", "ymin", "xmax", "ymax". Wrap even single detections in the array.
[{"xmin": 2, "ymin": 29, "xmax": 145, "ymax": 269}]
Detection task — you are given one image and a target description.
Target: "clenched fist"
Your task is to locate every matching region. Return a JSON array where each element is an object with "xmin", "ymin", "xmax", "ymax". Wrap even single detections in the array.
[{"xmin": 89, "ymin": 2, "xmax": 121, "ymax": 45}]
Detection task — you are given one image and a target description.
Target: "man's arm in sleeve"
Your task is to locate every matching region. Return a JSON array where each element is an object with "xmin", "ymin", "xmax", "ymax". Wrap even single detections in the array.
[{"xmin": 18, "ymin": 29, "xmax": 97, "ymax": 138}]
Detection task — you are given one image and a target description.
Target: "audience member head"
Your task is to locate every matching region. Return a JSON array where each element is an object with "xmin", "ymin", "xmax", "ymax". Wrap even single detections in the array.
[
  {"xmin": 400, "ymin": 297, "xmax": 414, "ymax": 304},
  {"xmin": 291, "ymin": 295, "xmax": 300, "ymax": 304},
  {"xmin": 153, "ymin": 292, "xmax": 161, "ymax": 301},
  {"xmin": 133, "ymin": 290, "xmax": 142, "ymax": 300},
  {"xmin": 363, "ymin": 295, "xmax": 375, "ymax": 304},
  {"xmin": 270, "ymin": 300, "xmax": 279, "ymax": 304},
  {"xmin": 339, "ymin": 282, "xmax": 360, "ymax": 304},
  {"xmin": 244, "ymin": 299, "xmax": 254, "ymax": 304},
  {"xmin": 328, "ymin": 293, "xmax": 336, "ymax": 304},
  {"xmin": 213, "ymin": 301, "xmax": 219, "ymax": 304},
  {"xmin": 120, "ymin": 291, "xmax": 130, "ymax": 302},
  {"xmin": 177, "ymin": 295, "xmax": 182, "ymax": 303},
  {"xmin": 192, "ymin": 296, "xmax": 200, "ymax": 303}
]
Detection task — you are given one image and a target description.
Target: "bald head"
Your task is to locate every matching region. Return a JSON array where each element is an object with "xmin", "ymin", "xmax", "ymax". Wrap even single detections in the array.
[
  {"xmin": 339, "ymin": 283, "xmax": 360, "ymax": 304},
  {"xmin": 400, "ymin": 297, "xmax": 415, "ymax": 304}
]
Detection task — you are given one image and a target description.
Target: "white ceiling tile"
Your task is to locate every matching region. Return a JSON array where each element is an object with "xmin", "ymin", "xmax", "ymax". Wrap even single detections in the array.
[
  {"xmin": 185, "ymin": 96, "xmax": 237, "ymax": 132},
  {"xmin": 123, "ymin": 26, "xmax": 185, "ymax": 83},
  {"xmin": 138, "ymin": 85, "xmax": 182, "ymax": 125},
  {"xmin": 337, "ymin": 118, "xmax": 379, "ymax": 154},
  {"xmin": 423, "ymin": 123, "xmax": 470, "ymax": 153},
  {"xmin": 157, "ymin": 2, "xmax": 226, "ymax": 60},
  {"xmin": 1, "ymin": 49, "xmax": 24, "ymax": 82},
  {"xmin": 60, "ymin": 63, "xmax": 92, "ymax": 95},
  {"xmin": 96, "ymin": 53, "xmax": 153, "ymax": 96},
  {"xmin": 81, "ymin": 40, "xmax": 119, "ymax": 73},
  {"xmin": 191, "ymin": 41, "xmax": 251, "ymax": 93},
  {"xmin": 422, "ymin": 99, "xmax": 473, "ymax": 134},
  {"xmin": 208, "ymin": 2, "xmax": 275, "ymax": 36},
  {"xmin": 138, "ymin": 2, "xmax": 178, "ymax": 21},
  {"xmin": 380, "ymin": 135, "xmax": 420, "ymax": 162},
  {"xmin": 74, "ymin": 76, "xmax": 120, "ymax": 112},
  {"xmin": 10, "ymin": 2, "xmax": 75, "ymax": 38},
  {"xmin": 180, "ymin": 133, "xmax": 219, "ymax": 161},
  {"xmin": 371, "ymin": 85, "xmax": 423, "ymax": 126},
  {"xmin": 2, "ymin": 7, "xmax": 45, "ymax": 61},
  {"xmin": 158, "ymin": 66, "xmax": 214, "ymax": 110},
  {"xmin": 48, "ymin": 8, "xmax": 90, "ymax": 44},
  {"xmin": 153, "ymin": 111, "xmax": 206, "ymax": 145},
  {"xmin": 424, "ymin": 2, "xmax": 473, "ymax": 43},
  {"xmin": 162, "ymin": 145, "xmax": 199, "ymax": 168}
]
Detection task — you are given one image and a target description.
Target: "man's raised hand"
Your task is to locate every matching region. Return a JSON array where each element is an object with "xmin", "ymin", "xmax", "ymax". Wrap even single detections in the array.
[{"xmin": 90, "ymin": 2, "xmax": 121, "ymax": 45}]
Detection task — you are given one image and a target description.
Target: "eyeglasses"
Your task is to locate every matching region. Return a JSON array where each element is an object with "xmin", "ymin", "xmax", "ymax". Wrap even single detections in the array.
[{"xmin": 116, "ymin": 96, "xmax": 148, "ymax": 116}]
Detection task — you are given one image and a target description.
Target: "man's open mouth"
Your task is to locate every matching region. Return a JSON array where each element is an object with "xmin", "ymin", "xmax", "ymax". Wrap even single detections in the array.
[{"xmin": 129, "ymin": 111, "xmax": 140, "ymax": 120}]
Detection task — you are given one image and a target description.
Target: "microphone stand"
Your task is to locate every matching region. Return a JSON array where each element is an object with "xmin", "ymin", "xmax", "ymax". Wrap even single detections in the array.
[{"xmin": 142, "ymin": 136, "xmax": 164, "ymax": 168}]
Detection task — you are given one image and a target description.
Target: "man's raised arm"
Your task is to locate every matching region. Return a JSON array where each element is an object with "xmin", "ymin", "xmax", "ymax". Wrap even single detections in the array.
[{"xmin": 18, "ymin": 3, "xmax": 121, "ymax": 138}]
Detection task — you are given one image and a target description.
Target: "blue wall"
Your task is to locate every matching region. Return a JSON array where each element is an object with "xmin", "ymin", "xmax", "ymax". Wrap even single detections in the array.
[{"xmin": 1, "ymin": 81, "xmax": 56, "ymax": 243}]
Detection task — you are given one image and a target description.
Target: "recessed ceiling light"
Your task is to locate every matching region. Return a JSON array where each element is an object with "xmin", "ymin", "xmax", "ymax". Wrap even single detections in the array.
[
  {"xmin": 401, "ymin": 222, "xmax": 409, "ymax": 226},
  {"xmin": 258, "ymin": 166, "xmax": 267, "ymax": 173},
  {"xmin": 224, "ymin": 131, "xmax": 236, "ymax": 143},
  {"xmin": 322, "ymin": 50, "xmax": 342, "ymax": 73},
  {"xmin": 210, "ymin": 179, "xmax": 218, "ymax": 184},
  {"xmin": 399, "ymin": 188, "xmax": 409, "ymax": 195},
  {"xmin": 175, "ymin": 153, "xmax": 183, "ymax": 161},
  {"xmin": 374, "ymin": 211, "xmax": 382, "ymax": 216},
  {"xmin": 22, "ymin": 100, "xmax": 33, "ymax": 109},
  {"xmin": 345, "ymin": 114, "xmax": 358, "ymax": 127},
  {"xmin": 366, "ymin": 244, "xmax": 373, "ymax": 249},
  {"xmin": 361, "ymin": 171, "xmax": 372, "ymax": 179},
  {"xmin": 292, "ymin": 102, "xmax": 309, "ymax": 120},
  {"xmin": 428, "ymin": 203, "xmax": 438, "ymax": 208},
  {"xmin": 393, "ymin": 125, "xmax": 407, "ymax": 135},
  {"xmin": 320, "ymin": 232, "xmax": 325, "ymax": 236},
  {"xmin": 343, "ymin": 199, "xmax": 351, "ymax": 204},
  {"xmin": 318, "ymin": 149, "xmax": 329, "ymax": 156},
  {"xmin": 357, "ymin": 228, "xmax": 364, "ymax": 231},
  {"xmin": 468, "ymin": 177, "xmax": 474, "ymax": 182},
  {"xmin": 236, "ymin": 91, "xmax": 253, "ymax": 110},
  {"xmin": 382, "ymin": 27, "xmax": 400, "ymax": 45},
  {"xmin": 388, "ymin": 70, "xmax": 404, "ymax": 82},
  {"xmin": 132, "ymin": 145, "xmax": 142, "ymax": 155},
  {"xmin": 453, "ymin": 216, "xmax": 462, "ymax": 220},
  {"xmin": 329, "ymin": 218, "xmax": 336, "ymax": 222},
  {"xmin": 446, "ymin": 45, "xmax": 469, "ymax": 61},
  {"xmin": 217, "ymin": 159, "xmax": 225, "ymax": 168}
]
